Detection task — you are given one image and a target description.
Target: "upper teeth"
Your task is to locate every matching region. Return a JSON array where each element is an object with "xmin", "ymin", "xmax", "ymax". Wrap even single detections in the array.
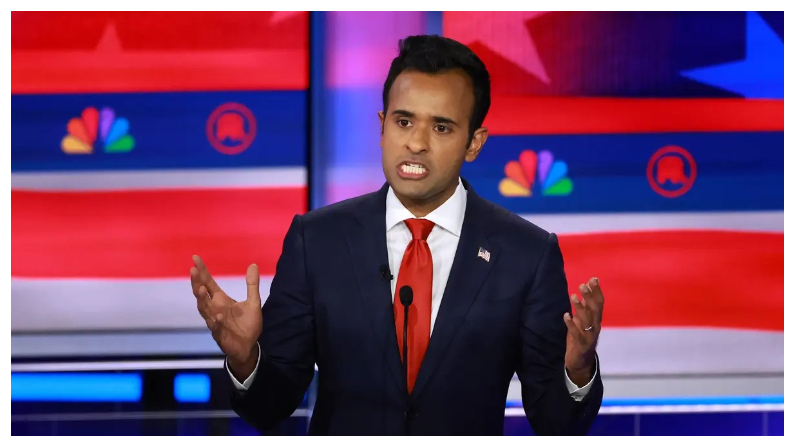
[{"xmin": 402, "ymin": 163, "xmax": 425, "ymax": 175}]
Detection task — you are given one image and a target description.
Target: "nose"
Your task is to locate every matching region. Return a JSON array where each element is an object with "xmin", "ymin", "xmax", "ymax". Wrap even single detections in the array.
[{"xmin": 405, "ymin": 126, "xmax": 430, "ymax": 154}]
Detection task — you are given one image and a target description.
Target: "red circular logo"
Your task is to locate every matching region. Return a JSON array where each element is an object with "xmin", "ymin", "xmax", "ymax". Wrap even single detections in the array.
[
  {"xmin": 206, "ymin": 103, "xmax": 257, "ymax": 155},
  {"xmin": 646, "ymin": 145, "xmax": 697, "ymax": 198}
]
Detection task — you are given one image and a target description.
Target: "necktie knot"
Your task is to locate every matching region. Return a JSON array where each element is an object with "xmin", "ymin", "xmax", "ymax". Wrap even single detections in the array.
[{"xmin": 404, "ymin": 218, "xmax": 435, "ymax": 241}]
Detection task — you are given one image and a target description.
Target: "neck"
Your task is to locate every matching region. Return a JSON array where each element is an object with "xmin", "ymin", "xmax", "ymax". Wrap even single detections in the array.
[{"xmin": 395, "ymin": 179, "xmax": 459, "ymax": 218}]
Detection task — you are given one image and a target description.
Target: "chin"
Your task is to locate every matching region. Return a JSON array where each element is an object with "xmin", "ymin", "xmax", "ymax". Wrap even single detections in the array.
[
  {"xmin": 399, "ymin": 185, "xmax": 442, "ymax": 203},
  {"xmin": 390, "ymin": 181, "xmax": 426, "ymax": 198}
]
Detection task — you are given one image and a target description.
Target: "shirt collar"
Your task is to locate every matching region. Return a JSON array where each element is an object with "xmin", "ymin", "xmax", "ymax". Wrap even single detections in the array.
[{"xmin": 385, "ymin": 177, "xmax": 467, "ymax": 237}]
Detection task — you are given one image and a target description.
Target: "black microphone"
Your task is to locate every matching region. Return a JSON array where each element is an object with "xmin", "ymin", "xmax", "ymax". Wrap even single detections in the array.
[
  {"xmin": 399, "ymin": 285, "xmax": 413, "ymax": 394},
  {"xmin": 379, "ymin": 265, "xmax": 393, "ymax": 282}
]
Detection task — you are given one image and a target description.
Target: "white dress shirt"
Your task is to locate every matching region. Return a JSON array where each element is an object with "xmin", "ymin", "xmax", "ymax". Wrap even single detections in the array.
[{"xmin": 229, "ymin": 178, "xmax": 596, "ymax": 401}]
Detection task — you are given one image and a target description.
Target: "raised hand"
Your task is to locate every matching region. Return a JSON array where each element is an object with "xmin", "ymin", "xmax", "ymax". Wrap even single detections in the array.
[
  {"xmin": 563, "ymin": 277, "xmax": 604, "ymax": 386},
  {"xmin": 190, "ymin": 255, "xmax": 262, "ymax": 377}
]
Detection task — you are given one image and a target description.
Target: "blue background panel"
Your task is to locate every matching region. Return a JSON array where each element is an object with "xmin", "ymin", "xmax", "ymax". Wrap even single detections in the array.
[
  {"xmin": 462, "ymin": 131, "xmax": 783, "ymax": 213},
  {"xmin": 174, "ymin": 373, "xmax": 211, "ymax": 403},
  {"xmin": 11, "ymin": 90, "xmax": 307, "ymax": 172},
  {"xmin": 11, "ymin": 373, "xmax": 142, "ymax": 402},
  {"xmin": 638, "ymin": 411, "xmax": 766, "ymax": 436}
]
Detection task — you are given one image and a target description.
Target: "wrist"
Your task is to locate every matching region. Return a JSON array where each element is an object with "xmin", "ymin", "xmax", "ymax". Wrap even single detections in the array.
[
  {"xmin": 228, "ymin": 344, "xmax": 258, "ymax": 381},
  {"xmin": 566, "ymin": 360, "xmax": 595, "ymax": 388}
]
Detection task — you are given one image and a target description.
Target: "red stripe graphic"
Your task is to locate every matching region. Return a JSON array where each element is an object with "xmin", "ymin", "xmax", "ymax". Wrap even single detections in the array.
[
  {"xmin": 12, "ymin": 50, "xmax": 308, "ymax": 94},
  {"xmin": 12, "ymin": 188, "xmax": 306, "ymax": 278},
  {"xmin": 559, "ymin": 231, "xmax": 783, "ymax": 331},
  {"xmin": 11, "ymin": 11, "xmax": 308, "ymax": 93},
  {"xmin": 485, "ymin": 97, "xmax": 784, "ymax": 135},
  {"xmin": 12, "ymin": 189, "xmax": 783, "ymax": 332}
]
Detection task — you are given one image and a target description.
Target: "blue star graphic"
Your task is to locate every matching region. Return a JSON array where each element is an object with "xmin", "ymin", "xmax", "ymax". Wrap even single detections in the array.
[{"xmin": 681, "ymin": 11, "xmax": 783, "ymax": 99}]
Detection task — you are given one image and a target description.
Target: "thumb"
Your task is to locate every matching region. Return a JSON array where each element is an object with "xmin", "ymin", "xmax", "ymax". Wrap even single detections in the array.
[{"xmin": 246, "ymin": 263, "xmax": 261, "ymax": 307}]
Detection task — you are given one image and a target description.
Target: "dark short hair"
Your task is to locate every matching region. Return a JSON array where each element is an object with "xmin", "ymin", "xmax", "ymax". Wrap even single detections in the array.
[{"xmin": 382, "ymin": 35, "xmax": 491, "ymax": 139}]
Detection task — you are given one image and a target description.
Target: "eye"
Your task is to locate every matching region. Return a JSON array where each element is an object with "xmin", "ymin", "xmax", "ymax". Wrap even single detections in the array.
[
  {"xmin": 396, "ymin": 119, "xmax": 411, "ymax": 127},
  {"xmin": 435, "ymin": 124, "xmax": 450, "ymax": 133}
]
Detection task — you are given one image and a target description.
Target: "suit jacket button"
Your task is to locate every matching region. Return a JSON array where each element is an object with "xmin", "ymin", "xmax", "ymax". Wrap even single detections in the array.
[{"xmin": 407, "ymin": 406, "xmax": 419, "ymax": 420}]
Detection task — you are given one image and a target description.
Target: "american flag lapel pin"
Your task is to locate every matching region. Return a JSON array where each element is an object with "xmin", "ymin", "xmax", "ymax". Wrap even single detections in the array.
[{"xmin": 477, "ymin": 247, "xmax": 491, "ymax": 263}]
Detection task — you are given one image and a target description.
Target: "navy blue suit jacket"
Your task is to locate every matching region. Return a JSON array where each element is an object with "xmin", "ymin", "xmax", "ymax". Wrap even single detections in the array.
[{"xmin": 230, "ymin": 179, "xmax": 603, "ymax": 435}]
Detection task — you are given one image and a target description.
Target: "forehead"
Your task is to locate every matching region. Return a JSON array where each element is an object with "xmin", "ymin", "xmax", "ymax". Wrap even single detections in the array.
[{"xmin": 388, "ymin": 69, "xmax": 474, "ymax": 120}]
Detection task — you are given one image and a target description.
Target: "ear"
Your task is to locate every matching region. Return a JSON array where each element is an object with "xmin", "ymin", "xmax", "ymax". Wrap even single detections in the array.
[
  {"xmin": 464, "ymin": 127, "xmax": 489, "ymax": 162},
  {"xmin": 378, "ymin": 111, "xmax": 386, "ymax": 147}
]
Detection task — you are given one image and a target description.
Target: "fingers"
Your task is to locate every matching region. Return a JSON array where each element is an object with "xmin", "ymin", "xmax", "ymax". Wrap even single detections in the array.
[
  {"xmin": 191, "ymin": 267, "xmax": 210, "ymax": 299},
  {"xmin": 569, "ymin": 292, "xmax": 590, "ymax": 330},
  {"xmin": 196, "ymin": 284, "xmax": 211, "ymax": 317},
  {"xmin": 246, "ymin": 264, "xmax": 262, "ymax": 307},
  {"xmin": 581, "ymin": 277, "xmax": 604, "ymax": 326},
  {"xmin": 197, "ymin": 285, "xmax": 209, "ymax": 302},
  {"xmin": 563, "ymin": 312, "xmax": 578, "ymax": 333},
  {"xmin": 190, "ymin": 267, "xmax": 207, "ymax": 299},
  {"xmin": 563, "ymin": 312, "xmax": 586, "ymax": 344},
  {"xmin": 193, "ymin": 255, "xmax": 223, "ymax": 296}
]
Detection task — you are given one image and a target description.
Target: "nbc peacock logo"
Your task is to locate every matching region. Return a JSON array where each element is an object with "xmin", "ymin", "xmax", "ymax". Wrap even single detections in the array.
[
  {"xmin": 498, "ymin": 149, "xmax": 573, "ymax": 197},
  {"xmin": 61, "ymin": 107, "xmax": 135, "ymax": 154}
]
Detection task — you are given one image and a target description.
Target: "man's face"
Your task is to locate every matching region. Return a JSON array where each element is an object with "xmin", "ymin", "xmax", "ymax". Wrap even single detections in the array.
[{"xmin": 379, "ymin": 69, "xmax": 487, "ymax": 212}]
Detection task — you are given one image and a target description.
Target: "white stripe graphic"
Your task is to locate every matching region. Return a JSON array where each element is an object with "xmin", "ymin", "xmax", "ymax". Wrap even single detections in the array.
[
  {"xmin": 10, "ymin": 277, "xmax": 784, "ymax": 374},
  {"xmin": 12, "ymin": 331, "xmax": 223, "ymax": 358},
  {"xmin": 504, "ymin": 404, "xmax": 785, "ymax": 416},
  {"xmin": 520, "ymin": 211, "xmax": 784, "ymax": 233},
  {"xmin": 11, "ymin": 276, "xmax": 272, "ymax": 332},
  {"xmin": 595, "ymin": 328, "xmax": 783, "ymax": 375},
  {"xmin": 11, "ymin": 359, "xmax": 224, "ymax": 372},
  {"xmin": 11, "ymin": 167, "xmax": 306, "ymax": 191}
]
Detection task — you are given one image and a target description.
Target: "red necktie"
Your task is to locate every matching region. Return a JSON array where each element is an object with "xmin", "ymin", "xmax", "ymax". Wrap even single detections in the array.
[{"xmin": 393, "ymin": 218, "xmax": 435, "ymax": 394}]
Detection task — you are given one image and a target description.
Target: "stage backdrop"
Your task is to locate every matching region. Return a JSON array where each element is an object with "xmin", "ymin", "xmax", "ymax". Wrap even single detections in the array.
[
  {"xmin": 11, "ymin": 11, "xmax": 783, "ymax": 378},
  {"xmin": 306, "ymin": 11, "xmax": 785, "ymax": 377},
  {"xmin": 11, "ymin": 11, "xmax": 309, "ymax": 333},
  {"xmin": 445, "ymin": 11, "xmax": 783, "ymax": 375}
]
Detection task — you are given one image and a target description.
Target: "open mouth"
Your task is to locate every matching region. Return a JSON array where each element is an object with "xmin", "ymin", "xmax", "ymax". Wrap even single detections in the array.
[{"xmin": 398, "ymin": 162, "xmax": 428, "ymax": 179}]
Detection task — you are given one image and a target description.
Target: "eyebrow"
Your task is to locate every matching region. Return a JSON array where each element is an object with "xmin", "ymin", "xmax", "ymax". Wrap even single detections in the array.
[{"xmin": 391, "ymin": 109, "xmax": 459, "ymax": 126}]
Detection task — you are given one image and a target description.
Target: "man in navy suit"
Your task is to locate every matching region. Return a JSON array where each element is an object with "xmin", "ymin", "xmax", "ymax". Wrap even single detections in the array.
[{"xmin": 190, "ymin": 35, "xmax": 605, "ymax": 435}]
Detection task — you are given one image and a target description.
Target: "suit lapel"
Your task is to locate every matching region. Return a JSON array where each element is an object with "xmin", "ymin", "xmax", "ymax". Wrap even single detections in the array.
[
  {"xmin": 411, "ymin": 188, "xmax": 498, "ymax": 399},
  {"xmin": 344, "ymin": 184, "xmax": 406, "ymax": 394}
]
